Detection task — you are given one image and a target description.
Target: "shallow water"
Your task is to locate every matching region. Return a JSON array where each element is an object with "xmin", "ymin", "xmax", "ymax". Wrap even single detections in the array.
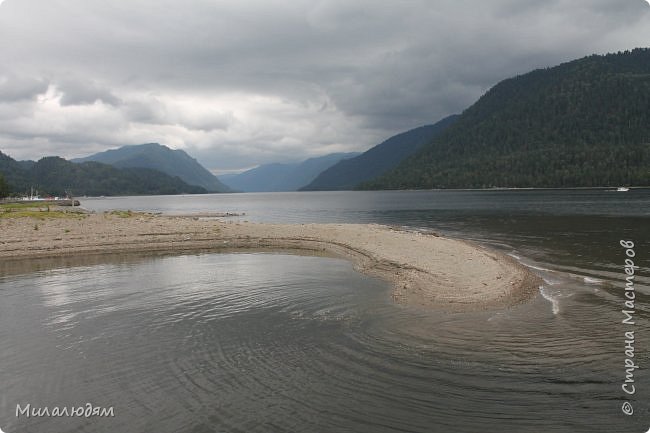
[
  {"xmin": 1, "ymin": 253, "xmax": 647, "ymax": 432},
  {"xmin": 1, "ymin": 189, "xmax": 649, "ymax": 432},
  {"xmin": 81, "ymin": 189, "xmax": 650, "ymax": 293}
]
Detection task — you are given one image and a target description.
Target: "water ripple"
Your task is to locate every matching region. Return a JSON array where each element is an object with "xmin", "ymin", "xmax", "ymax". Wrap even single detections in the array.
[{"xmin": 1, "ymin": 252, "xmax": 647, "ymax": 433}]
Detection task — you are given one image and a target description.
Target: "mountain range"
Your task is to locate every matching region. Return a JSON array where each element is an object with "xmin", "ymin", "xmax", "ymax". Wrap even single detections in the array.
[
  {"xmin": 362, "ymin": 48, "xmax": 650, "ymax": 189},
  {"xmin": 3, "ymin": 49, "xmax": 648, "ymax": 196},
  {"xmin": 0, "ymin": 151, "xmax": 207, "ymax": 197},
  {"xmin": 301, "ymin": 115, "xmax": 458, "ymax": 191},
  {"xmin": 221, "ymin": 152, "xmax": 360, "ymax": 192},
  {"xmin": 73, "ymin": 143, "xmax": 230, "ymax": 192}
]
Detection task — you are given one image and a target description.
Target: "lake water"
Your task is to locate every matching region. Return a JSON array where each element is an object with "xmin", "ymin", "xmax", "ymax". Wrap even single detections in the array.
[{"xmin": 1, "ymin": 189, "xmax": 649, "ymax": 432}]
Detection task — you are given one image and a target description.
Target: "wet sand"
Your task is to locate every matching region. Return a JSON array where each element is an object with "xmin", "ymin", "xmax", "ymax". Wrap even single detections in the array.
[{"xmin": 0, "ymin": 212, "xmax": 541, "ymax": 311}]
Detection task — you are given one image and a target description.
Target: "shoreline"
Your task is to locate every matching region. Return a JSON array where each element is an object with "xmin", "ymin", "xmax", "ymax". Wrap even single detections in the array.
[{"xmin": 0, "ymin": 212, "xmax": 541, "ymax": 311}]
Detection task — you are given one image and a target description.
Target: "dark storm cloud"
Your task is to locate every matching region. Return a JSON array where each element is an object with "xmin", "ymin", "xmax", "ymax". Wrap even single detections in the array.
[
  {"xmin": 0, "ymin": 0, "xmax": 648, "ymax": 169},
  {"xmin": 57, "ymin": 79, "xmax": 122, "ymax": 107},
  {"xmin": 0, "ymin": 75, "xmax": 48, "ymax": 102}
]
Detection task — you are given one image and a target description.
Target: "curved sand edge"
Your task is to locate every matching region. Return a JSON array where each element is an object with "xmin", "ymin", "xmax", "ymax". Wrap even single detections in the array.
[{"xmin": 0, "ymin": 213, "xmax": 541, "ymax": 311}]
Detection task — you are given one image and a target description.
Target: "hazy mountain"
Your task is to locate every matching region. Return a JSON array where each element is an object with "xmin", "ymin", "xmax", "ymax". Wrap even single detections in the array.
[
  {"xmin": 363, "ymin": 49, "xmax": 650, "ymax": 189},
  {"xmin": 73, "ymin": 143, "xmax": 230, "ymax": 192},
  {"xmin": 222, "ymin": 152, "xmax": 360, "ymax": 192},
  {"xmin": 0, "ymin": 151, "xmax": 207, "ymax": 196},
  {"xmin": 301, "ymin": 115, "xmax": 458, "ymax": 191}
]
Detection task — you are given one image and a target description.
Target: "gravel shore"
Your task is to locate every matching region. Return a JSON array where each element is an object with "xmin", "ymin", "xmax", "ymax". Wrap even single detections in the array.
[{"xmin": 0, "ymin": 212, "xmax": 541, "ymax": 311}]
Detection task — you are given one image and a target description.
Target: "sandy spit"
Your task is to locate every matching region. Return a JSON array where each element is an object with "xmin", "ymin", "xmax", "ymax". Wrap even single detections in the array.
[{"xmin": 0, "ymin": 212, "xmax": 541, "ymax": 311}]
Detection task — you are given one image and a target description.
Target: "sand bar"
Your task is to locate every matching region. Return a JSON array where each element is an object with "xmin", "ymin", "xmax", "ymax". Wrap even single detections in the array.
[{"xmin": 0, "ymin": 212, "xmax": 541, "ymax": 311}]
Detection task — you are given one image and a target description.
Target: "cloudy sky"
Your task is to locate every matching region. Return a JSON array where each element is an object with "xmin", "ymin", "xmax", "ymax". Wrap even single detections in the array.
[{"xmin": 0, "ymin": 0, "xmax": 649, "ymax": 173}]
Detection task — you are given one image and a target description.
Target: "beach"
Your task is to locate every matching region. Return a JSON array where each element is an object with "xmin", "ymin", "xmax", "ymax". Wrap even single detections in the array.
[
  {"xmin": 0, "ymin": 211, "xmax": 540, "ymax": 311},
  {"xmin": 1, "ymin": 189, "xmax": 642, "ymax": 433}
]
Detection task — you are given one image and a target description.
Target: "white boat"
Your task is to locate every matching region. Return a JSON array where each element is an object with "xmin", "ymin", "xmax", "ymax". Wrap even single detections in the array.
[{"xmin": 617, "ymin": 187, "xmax": 630, "ymax": 192}]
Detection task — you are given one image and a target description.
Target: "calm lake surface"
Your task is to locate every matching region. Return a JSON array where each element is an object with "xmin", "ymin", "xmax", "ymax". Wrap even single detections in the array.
[{"xmin": 1, "ymin": 189, "xmax": 649, "ymax": 432}]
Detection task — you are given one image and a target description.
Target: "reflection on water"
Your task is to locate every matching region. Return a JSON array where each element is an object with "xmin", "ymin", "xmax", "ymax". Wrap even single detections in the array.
[
  {"xmin": 81, "ymin": 189, "xmax": 650, "ymax": 220},
  {"xmin": 81, "ymin": 189, "xmax": 650, "ymax": 294},
  {"xmin": 3, "ymin": 190, "xmax": 650, "ymax": 432},
  {"xmin": 1, "ymin": 253, "xmax": 648, "ymax": 432}
]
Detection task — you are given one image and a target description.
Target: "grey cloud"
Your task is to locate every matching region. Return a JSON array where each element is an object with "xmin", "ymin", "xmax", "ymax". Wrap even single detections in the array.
[
  {"xmin": 179, "ymin": 111, "xmax": 234, "ymax": 132},
  {"xmin": 57, "ymin": 79, "xmax": 122, "ymax": 106},
  {"xmin": 123, "ymin": 96, "xmax": 234, "ymax": 131},
  {"xmin": 124, "ymin": 98, "xmax": 169, "ymax": 125},
  {"xmin": 0, "ymin": 0, "xmax": 648, "ymax": 169},
  {"xmin": 0, "ymin": 75, "xmax": 48, "ymax": 102}
]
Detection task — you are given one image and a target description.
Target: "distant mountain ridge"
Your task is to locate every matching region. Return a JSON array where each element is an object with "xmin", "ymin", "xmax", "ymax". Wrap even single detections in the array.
[
  {"xmin": 301, "ymin": 115, "xmax": 459, "ymax": 191},
  {"xmin": 221, "ymin": 152, "xmax": 360, "ymax": 192},
  {"xmin": 363, "ymin": 48, "xmax": 650, "ymax": 189},
  {"xmin": 0, "ymin": 151, "xmax": 207, "ymax": 196},
  {"xmin": 73, "ymin": 143, "xmax": 230, "ymax": 192}
]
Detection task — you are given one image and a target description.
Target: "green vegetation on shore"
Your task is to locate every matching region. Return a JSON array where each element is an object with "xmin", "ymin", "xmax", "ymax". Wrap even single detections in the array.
[
  {"xmin": 108, "ymin": 210, "xmax": 136, "ymax": 218},
  {"xmin": 362, "ymin": 49, "xmax": 650, "ymax": 189},
  {"xmin": 0, "ymin": 202, "xmax": 50, "ymax": 209},
  {"xmin": 0, "ymin": 202, "xmax": 86, "ymax": 219}
]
